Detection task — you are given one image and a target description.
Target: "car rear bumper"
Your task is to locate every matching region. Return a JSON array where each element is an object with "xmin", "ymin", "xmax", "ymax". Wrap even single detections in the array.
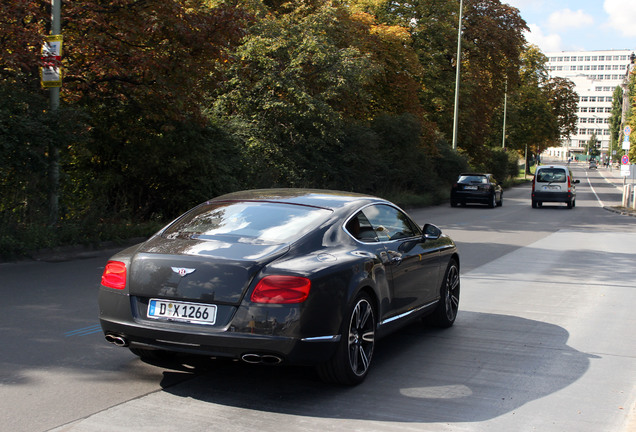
[
  {"xmin": 98, "ymin": 289, "xmax": 340, "ymax": 365},
  {"xmin": 532, "ymin": 191, "xmax": 574, "ymax": 202},
  {"xmin": 451, "ymin": 191, "xmax": 491, "ymax": 204}
]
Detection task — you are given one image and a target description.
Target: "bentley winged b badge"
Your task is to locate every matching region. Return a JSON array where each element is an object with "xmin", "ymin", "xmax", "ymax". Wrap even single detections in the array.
[{"xmin": 171, "ymin": 267, "xmax": 196, "ymax": 277}]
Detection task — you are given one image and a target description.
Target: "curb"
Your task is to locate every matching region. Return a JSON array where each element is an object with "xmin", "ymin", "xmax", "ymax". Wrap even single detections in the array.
[{"xmin": 604, "ymin": 206, "xmax": 636, "ymax": 217}]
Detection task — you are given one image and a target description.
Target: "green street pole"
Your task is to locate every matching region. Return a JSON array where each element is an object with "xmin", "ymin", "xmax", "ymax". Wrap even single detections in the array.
[
  {"xmin": 48, "ymin": 0, "xmax": 61, "ymax": 225},
  {"xmin": 502, "ymin": 78, "xmax": 507, "ymax": 148},
  {"xmin": 451, "ymin": 0, "xmax": 463, "ymax": 151}
]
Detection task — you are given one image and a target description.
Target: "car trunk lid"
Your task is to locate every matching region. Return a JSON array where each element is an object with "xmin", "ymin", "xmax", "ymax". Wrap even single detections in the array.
[{"xmin": 128, "ymin": 236, "xmax": 289, "ymax": 305}]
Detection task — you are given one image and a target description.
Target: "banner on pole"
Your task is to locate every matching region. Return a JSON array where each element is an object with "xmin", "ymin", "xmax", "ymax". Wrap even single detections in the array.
[{"xmin": 40, "ymin": 35, "xmax": 63, "ymax": 88}]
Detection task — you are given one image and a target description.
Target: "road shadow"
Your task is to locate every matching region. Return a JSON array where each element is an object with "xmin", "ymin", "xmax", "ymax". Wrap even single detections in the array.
[{"xmin": 158, "ymin": 311, "xmax": 596, "ymax": 424}]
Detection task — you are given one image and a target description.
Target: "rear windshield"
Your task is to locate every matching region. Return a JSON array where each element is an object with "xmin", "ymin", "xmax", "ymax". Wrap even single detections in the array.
[
  {"xmin": 163, "ymin": 201, "xmax": 332, "ymax": 244},
  {"xmin": 536, "ymin": 168, "xmax": 567, "ymax": 183},
  {"xmin": 458, "ymin": 175, "xmax": 487, "ymax": 184}
]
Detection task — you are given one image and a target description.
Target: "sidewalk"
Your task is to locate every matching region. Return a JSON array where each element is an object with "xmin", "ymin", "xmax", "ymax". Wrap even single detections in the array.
[{"xmin": 596, "ymin": 163, "xmax": 636, "ymax": 216}]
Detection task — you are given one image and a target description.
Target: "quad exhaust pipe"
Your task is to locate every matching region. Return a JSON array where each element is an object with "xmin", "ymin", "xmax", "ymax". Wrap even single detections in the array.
[
  {"xmin": 105, "ymin": 333, "xmax": 129, "ymax": 347},
  {"xmin": 241, "ymin": 353, "xmax": 283, "ymax": 365}
]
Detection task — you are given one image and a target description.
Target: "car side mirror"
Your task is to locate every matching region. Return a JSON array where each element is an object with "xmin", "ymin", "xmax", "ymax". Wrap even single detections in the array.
[
  {"xmin": 422, "ymin": 223, "xmax": 442, "ymax": 240},
  {"xmin": 573, "ymin": 179, "xmax": 580, "ymax": 184}
]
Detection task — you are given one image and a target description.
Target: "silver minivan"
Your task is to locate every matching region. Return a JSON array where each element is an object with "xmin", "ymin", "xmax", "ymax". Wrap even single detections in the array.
[{"xmin": 531, "ymin": 165, "xmax": 580, "ymax": 209}]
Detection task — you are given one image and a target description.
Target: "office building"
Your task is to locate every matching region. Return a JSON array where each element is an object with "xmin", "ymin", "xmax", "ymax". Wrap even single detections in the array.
[{"xmin": 543, "ymin": 49, "xmax": 634, "ymax": 161}]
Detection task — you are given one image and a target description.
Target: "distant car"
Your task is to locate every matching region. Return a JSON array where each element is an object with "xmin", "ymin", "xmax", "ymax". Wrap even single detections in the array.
[
  {"xmin": 450, "ymin": 173, "xmax": 503, "ymax": 208},
  {"xmin": 589, "ymin": 159, "xmax": 598, "ymax": 169},
  {"xmin": 532, "ymin": 165, "xmax": 580, "ymax": 209},
  {"xmin": 98, "ymin": 189, "xmax": 460, "ymax": 385}
]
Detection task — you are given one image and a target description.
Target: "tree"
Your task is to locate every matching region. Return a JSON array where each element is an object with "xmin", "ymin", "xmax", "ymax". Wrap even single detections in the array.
[
  {"xmin": 213, "ymin": 1, "xmax": 381, "ymax": 186},
  {"xmin": 608, "ymin": 85, "xmax": 624, "ymax": 163},
  {"xmin": 587, "ymin": 133, "xmax": 600, "ymax": 158},
  {"xmin": 500, "ymin": 45, "xmax": 577, "ymax": 170}
]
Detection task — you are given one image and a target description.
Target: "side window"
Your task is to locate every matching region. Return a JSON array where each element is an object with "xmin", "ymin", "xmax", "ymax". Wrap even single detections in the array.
[
  {"xmin": 360, "ymin": 205, "xmax": 420, "ymax": 241},
  {"xmin": 345, "ymin": 212, "xmax": 379, "ymax": 243}
]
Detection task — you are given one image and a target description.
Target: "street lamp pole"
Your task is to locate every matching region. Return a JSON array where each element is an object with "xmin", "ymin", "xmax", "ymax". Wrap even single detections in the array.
[
  {"xmin": 502, "ymin": 78, "xmax": 507, "ymax": 148},
  {"xmin": 451, "ymin": 0, "xmax": 463, "ymax": 151},
  {"xmin": 48, "ymin": 0, "xmax": 61, "ymax": 225}
]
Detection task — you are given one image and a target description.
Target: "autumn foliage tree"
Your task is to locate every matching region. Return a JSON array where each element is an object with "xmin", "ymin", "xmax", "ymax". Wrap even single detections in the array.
[{"xmin": 0, "ymin": 0, "xmax": 579, "ymax": 257}]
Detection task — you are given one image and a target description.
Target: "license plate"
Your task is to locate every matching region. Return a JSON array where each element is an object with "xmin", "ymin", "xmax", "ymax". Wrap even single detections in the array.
[
  {"xmin": 542, "ymin": 185, "xmax": 560, "ymax": 191},
  {"xmin": 147, "ymin": 299, "xmax": 217, "ymax": 325},
  {"xmin": 464, "ymin": 185, "xmax": 478, "ymax": 190}
]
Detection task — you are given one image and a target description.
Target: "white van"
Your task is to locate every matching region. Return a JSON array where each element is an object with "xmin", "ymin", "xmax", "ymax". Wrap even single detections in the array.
[{"xmin": 531, "ymin": 165, "xmax": 580, "ymax": 209}]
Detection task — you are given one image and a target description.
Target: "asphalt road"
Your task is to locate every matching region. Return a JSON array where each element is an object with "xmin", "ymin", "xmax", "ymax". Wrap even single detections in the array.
[{"xmin": 1, "ymin": 162, "xmax": 635, "ymax": 432}]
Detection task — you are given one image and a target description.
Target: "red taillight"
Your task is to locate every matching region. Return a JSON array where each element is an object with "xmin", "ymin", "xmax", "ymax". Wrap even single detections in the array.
[
  {"xmin": 250, "ymin": 276, "xmax": 311, "ymax": 304},
  {"xmin": 531, "ymin": 176, "xmax": 535, "ymax": 193},
  {"xmin": 101, "ymin": 261, "xmax": 127, "ymax": 290},
  {"xmin": 568, "ymin": 176, "xmax": 572, "ymax": 191}
]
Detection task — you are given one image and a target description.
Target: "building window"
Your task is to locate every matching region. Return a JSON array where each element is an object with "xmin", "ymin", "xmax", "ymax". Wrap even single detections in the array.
[
  {"xmin": 581, "ymin": 107, "xmax": 588, "ymax": 112},
  {"xmin": 599, "ymin": 56, "xmax": 605, "ymax": 61},
  {"xmin": 591, "ymin": 65, "xmax": 597, "ymax": 70},
  {"xmin": 581, "ymin": 96, "xmax": 588, "ymax": 102},
  {"xmin": 589, "ymin": 97, "xmax": 596, "ymax": 102},
  {"xmin": 592, "ymin": 56, "xmax": 598, "ymax": 61},
  {"xmin": 585, "ymin": 56, "xmax": 591, "ymax": 61},
  {"xmin": 605, "ymin": 107, "xmax": 611, "ymax": 113},
  {"xmin": 596, "ymin": 118, "xmax": 603, "ymax": 124},
  {"xmin": 580, "ymin": 118, "xmax": 587, "ymax": 123},
  {"xmin": 585, "ymin": 65, "xmax": 591, "ymax": 70}
]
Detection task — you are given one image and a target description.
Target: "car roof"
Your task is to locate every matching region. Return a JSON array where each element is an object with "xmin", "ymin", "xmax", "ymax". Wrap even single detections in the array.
[
  {"xmin": 536, "ymin": 165, "xmax": 569, "ymax": 170},
  {"xmin": 459, "ymin": 173, "xmax": 491, "ymax": 176},
  {"xmin": 209, "ymin": 188, "xmax": 386, "ymax": 211}
]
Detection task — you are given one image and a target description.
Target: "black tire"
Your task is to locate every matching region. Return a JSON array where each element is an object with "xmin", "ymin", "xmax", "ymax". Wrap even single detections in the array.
[
  {"xmin": 450, "ymin": 200, "xmax": 458, "ymax": 207},
  {"xmin": 317, "ymin": 293, "xmax": 376, "ymax": 385},
  {"xmin": 428, "ymin": 259, "xmax": 460, "ymax": 328},
  {"xmin": 489, "ymin": 193, "xmax": 496, "ymax": 208},
  {"xmin": 532, "ymin": 200, "xmax": 537, "ymax": 208},
  {"xmin": 497, "ymin": 192, "xmax": 503, "ymax": 207}
]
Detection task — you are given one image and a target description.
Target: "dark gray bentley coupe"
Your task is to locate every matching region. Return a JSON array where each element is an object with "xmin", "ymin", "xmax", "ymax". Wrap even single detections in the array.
[{"xmin": 99, "ymin": 189, "xmax": 460, "ymax": 385}]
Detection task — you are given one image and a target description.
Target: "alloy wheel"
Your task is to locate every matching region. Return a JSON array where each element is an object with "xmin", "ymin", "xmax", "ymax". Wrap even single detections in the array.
[
  {"xmin": 348, "ymin": 298, "xmax": 375, "ymax": 377},
  {"xmin": 444, "ymin": 263, "xmax": 460, "ymax": 322}
]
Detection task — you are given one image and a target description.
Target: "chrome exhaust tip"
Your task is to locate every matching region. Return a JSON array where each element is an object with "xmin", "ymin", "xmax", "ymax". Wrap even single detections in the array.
[
  {"xmin": 241, "ymin": 353, "xmax": 282, "ymax": 365},
  {"xmin": 105, "ymin": 334, "xmax": 129, "ymax": 347}
]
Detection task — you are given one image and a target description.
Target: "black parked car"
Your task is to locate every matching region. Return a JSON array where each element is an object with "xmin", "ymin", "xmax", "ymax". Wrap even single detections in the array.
[
  {"xmin": 99, "ymin": 189, "xmax": 460, "ymax": 385},
  {"xmin": 450, "ymin": 173, "xmax": 503, "ymax": 208}
]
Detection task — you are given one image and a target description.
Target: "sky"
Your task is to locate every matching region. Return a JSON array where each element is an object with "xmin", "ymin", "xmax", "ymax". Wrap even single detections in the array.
[{"xmin": 504, "ymin": 0, "xmax": 636, "ymax": 53}]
